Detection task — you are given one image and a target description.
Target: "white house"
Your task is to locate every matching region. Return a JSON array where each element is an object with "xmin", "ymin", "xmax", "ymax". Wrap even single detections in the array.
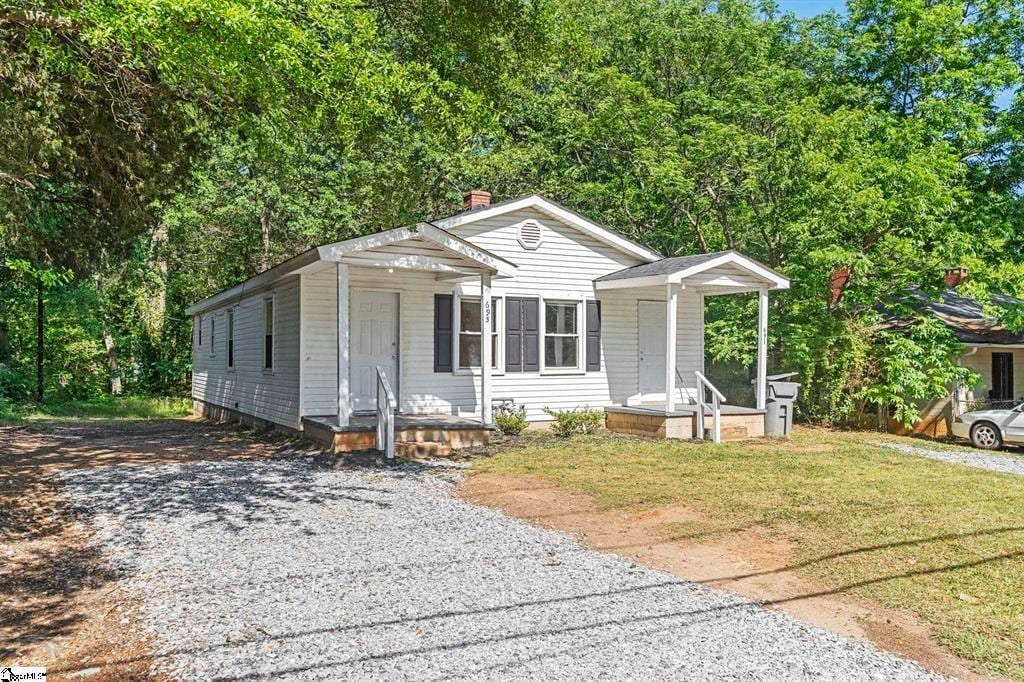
[{"xmin": 186, "ymin": 192, "xmax": 789, "ymax": 453}]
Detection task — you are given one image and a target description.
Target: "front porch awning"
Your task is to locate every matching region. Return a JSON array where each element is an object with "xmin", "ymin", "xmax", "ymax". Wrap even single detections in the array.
[
  {"xmin": 593, "ymin": 250, "xmax": 788, "ymax": 293},
  {"xmin": 186, "ymin": 222, "xmax": 516, "ymax": 316},
  {"xmin": 318, "ymin": 222, "xmax": 518, "ymax": 280}
]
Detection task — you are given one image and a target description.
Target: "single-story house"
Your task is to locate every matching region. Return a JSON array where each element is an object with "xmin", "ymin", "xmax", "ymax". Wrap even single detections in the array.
[
  {"xmin": 186, "ymin": 192, "xmax": 789, "ymax": 453},
  {"xmin": 885, "ymin": 270, "xmax": 1024, "ymax": 437}
]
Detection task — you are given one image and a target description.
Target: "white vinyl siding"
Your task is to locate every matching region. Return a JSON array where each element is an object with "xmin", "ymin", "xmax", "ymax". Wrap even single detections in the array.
[
  {"xmin": 600, "ymin": 287, "xmax": 703, "ymax": 405},
  {"xmin": 191, "ymin": 277, "xmax": 300, "ymax": 429},
  {"xmin": 196, "ymin": 206, "xmax": 718, "ymax": 426},
  {"xmin": 294, "ymin": 208, "xmax": 650, "ymax": 421},
  {"xmin": 300, "ymin": 269, "xmax": 339, "ymax": 416}
]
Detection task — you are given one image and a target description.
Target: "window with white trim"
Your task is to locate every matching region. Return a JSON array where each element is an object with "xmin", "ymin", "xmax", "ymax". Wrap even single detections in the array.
[
  {"xmin": 209, "ymin": 317, "xmax": 216, "ymax": 357},
  {"xmin": 197, "ymin": 316, "xmax": 203, "ymax": 346},
  {"xmin": 544, "ymin": 301, "xmax": 579, "ymax": 369},
  {"xmin": 263, "ymin": 297, "xmax": 275, "ymax": 371},
  {"xmin": 458, "ymin": 297, "xmax": 499, "ymax": 369}
]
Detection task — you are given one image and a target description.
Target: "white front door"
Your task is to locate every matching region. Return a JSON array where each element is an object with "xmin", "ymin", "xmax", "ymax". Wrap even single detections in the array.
[
  {"xmin": 638, "ymin": 300, "xmax": 666, "ymax": 396},
  {"xmin": 351, "ymin": 290, "xmax": 399, "ymax": 412}
]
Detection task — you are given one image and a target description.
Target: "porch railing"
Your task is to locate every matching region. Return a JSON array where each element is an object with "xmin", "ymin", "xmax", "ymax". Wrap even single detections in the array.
[
  {"xmin": 954, "ymin": 396, "xmax": 1022, "ymax": 415},
  {"xmin": 376, "ymin": 365, "xmax": 396, "ymax": 460},
  {"xmin": 695, "ymin": 371, "xmax": 727, "ymax": 444}
]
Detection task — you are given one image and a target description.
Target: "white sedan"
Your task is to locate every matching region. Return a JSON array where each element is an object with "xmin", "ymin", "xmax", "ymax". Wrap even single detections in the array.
[{"xmin": 952, "ymin": 403, "xmax": 1024, "ymax": 449}]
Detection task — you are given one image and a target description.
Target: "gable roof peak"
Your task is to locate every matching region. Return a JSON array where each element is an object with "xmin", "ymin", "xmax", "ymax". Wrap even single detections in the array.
[{"xmin": 435, "ymin": 193, "xmax": 662, "ymax": 263}]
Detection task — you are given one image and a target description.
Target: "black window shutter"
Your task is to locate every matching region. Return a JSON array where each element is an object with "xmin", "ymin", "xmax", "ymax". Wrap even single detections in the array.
[
  {"xmin": 586, "ymin": 300, "xmax": 601, "ymax": 371},
  {"xmin": 434, "ymin": 294, "xmax": 453, "ymax": 372},
  {"xmin": 505, "ymin": 298, "xmax": 523, "ymax": 372},
  {"xmin": 523, "ymin": 298, "xmax": 540, "ymax": 371}
]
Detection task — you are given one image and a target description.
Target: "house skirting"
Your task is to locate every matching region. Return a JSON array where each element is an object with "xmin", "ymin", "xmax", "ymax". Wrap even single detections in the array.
[
  {"xmin": 604, "ymin": 405, "xmax": 765, "ymax": 442},
  {"xmin": 192, "ymin": 399, "xmax": 301, "ymax": 436}
]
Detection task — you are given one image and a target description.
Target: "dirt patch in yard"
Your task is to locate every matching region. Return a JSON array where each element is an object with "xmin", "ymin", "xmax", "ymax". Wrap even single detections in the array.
[
  {"xmin": 0, "ymin": 419, "xmax": 313, "ymax": 680},
  {"xmin": 461, "ymin": 472, "xmax": 997, "ymax": 682}
]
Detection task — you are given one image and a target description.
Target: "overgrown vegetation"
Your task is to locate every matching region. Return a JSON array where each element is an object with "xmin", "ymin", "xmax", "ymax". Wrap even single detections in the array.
[
  {"xmin": 1, "ymin": 0, "xmax": 1022, "ymax": 427},
  {"xmin": 494, "ymin": 404, "xmax": 529, "ymax": 436},
  {"xmin": 0, "ymin": 396, "xmax": 191, "ymax": 424},
  {"xmin": 474, "ymin": 428, "xmax": 1024, "ymax": 679},
  {"xmin": 544, "ymin": 407, "xmax": 605, "ymax": 437}
]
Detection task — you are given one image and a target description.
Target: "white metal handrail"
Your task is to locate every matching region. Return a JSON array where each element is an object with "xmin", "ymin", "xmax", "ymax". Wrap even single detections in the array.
[
  {"xmin": 675, "ymin": 368, "xmax": 696, "ymax": 406},
  {"xmin": 695, "ymin": 371, "xmax": 727, "ymax": 443},
  {"xmin": 376, "ymin": 365, "xmax": 397, "ymax": 459}
]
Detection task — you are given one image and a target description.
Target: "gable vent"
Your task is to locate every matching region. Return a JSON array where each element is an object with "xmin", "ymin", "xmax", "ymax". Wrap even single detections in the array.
[{"xmin": 517, "ymin": 220, "xmax": 544, "ymax": 250}]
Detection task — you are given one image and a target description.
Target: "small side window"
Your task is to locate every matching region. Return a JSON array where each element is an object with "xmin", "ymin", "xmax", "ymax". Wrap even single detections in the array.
[
  {"xmin": 197, "ymin": 316, "xmax": 203, "ymax": 346},
  {"xmin": 209, "ymin": 317, "xmax": 216, "ymax": 357},
  {"xmin": 227, "ymin": 310, "xmax": 235, "ymax": 368},
  {"xmin": 263, "ymin": 298, "xmax": 275, "ymax": 371}
]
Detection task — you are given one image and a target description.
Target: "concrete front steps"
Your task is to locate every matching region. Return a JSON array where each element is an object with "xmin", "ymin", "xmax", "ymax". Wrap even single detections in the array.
[
  {"xmin": 301, "ymin": 414, "xmax": 492, "ymax": 456},
  {"xmin": 604, "ymin": 405, "xmax": 766, "ymax": 442}
]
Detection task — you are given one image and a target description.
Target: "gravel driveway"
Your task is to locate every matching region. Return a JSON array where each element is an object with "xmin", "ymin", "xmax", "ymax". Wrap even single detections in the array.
[
  {"xmin": 876, "ymin": 441, "xmax": 1024, "ymax": 477},
  {"xmin": 63, "ymin": 454, "xmax": 940, "ymax": 681}
]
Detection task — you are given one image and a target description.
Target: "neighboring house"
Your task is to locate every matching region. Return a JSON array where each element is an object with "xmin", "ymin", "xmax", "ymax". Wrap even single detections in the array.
[
  {"xmin": 186, "ymin": 192, "xmax": 789, "ymax": 452},
  {"xmin": 885, "ymin": 269, "xmax": 1024, "ymax": 438}
]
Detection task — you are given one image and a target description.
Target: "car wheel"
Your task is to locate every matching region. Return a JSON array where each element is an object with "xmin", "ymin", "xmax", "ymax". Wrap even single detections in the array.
[{"xmin": 970, "ymin": 422, "xmax": 1003, "ymax": 450}]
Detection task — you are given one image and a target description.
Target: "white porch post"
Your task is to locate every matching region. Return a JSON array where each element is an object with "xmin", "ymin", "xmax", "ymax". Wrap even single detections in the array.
[
  {"xmin": 480, "ymin": 272, "xmax": 492, "ymax": 425},
  {"xmin": 336, "ymin": 262, "xmax": 351, "ymax": 426},
  {"xmin": 756, "ymin": 287, "xmax": 768, "ymax": 410},
  {"xmin": 665, "ymin": 282, "xmax": 679, "ymax": 412}
]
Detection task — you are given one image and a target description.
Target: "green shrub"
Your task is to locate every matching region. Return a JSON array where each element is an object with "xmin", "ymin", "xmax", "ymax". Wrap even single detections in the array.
[
  {"xmin": 494, "ymin": 403, "xmax": 528, "ymax": 436},
  {"xmin": 544, "ymin": 407, "xmax": 604, "ymax": 437}
]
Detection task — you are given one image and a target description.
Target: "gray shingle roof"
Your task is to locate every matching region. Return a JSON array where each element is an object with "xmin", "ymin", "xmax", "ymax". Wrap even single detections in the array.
[
  {"xmin": 596, "ymin": 250, "xmax": 740, "ymax": 282},
  {"xmin": 902, "ymin": 288, "xmax": 1024, "ymax": 345}
]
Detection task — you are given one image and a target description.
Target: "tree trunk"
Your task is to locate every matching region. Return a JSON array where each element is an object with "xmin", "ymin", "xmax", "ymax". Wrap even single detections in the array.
[
  {"xmin": 146, "ymin": 222, "xmax": 168, "ymax": 339},
  {"xmin": 103, "ymin": 330, "xmax": 122, "ymax": 395},
  {"xmin": 35, "ymin": 278, "xmax": 44, "ymax": 403},
  {"xmin": 259, "ymin": 204, "xmax": 272, "ymax": 272},
  {"xmin": 0, "ymin": 318, "xmax": 10, "ymax": 365}
]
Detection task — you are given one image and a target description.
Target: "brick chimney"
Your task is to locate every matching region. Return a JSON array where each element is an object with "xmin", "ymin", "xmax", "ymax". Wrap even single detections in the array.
[
  {"xmin": 944, "ymin": 267, "xmax": 968, "ymax": 288},
  {"xmin": 463, "ymin": 189, "xmax": 491, "ymax": 211},
  {"xmin": 829, "ymin": 266, "xmax": 851, "ymax": 305}
]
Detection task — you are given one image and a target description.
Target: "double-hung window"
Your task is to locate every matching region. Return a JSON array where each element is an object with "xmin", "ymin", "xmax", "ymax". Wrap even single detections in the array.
[
  {"xmin": 227, "ymin": 310, "xmax": 235, "ymax": 369},
  {"xmin": 458, "ymin": 297, "xmax": 498, "ymax": 369},
  {"xmin": 263, "ymin": 298, "xmax": 275, "ymax": 371},
  {"xmin": 544, "ymin": 301, "xmax": 579, "ymax": 369}
]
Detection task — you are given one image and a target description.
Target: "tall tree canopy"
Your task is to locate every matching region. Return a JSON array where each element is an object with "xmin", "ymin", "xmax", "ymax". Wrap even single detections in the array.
[{"xmin": 1, "ymin": 0, "xmax": 1022, "ymax": 423}]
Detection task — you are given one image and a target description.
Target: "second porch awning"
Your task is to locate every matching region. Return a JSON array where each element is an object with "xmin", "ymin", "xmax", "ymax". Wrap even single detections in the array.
[{"xmin": 594, "ymin": 250, "xmax": 789, "ymax": 292}]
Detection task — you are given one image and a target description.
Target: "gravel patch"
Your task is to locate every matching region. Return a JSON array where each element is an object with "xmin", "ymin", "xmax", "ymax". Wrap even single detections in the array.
[
  {"xmin": 63, "ymin": 457, "xmax": 941, "ymax": 681},
  {"xmin": 876, "ymin": 441, "xmax": 1024, "ymax": 477}
]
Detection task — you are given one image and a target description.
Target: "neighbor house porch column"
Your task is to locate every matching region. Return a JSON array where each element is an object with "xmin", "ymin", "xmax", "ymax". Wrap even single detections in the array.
[
  {"xmin": 337, "ymin": 262, "xmax": 351, "ymax": 426},
  {"xmin": 756, "ymin": 287, "xmax": 768, "ymax": 410},
  {"xmin": 480, "ymin": 272, "xmax": 492, "ymax": 425},
  {"xmin": 665, "ymin": 282, "xmax": 679, "ymax": 412}
]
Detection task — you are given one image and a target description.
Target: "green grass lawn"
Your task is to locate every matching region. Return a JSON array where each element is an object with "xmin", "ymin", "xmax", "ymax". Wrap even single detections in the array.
[
  {"xmin": 475, "ymin": 428, "xmax": 1024, "ymax": 679},
  {"xmin": 871, "ymin": 430, "xmax": 1024, "ymax": 460},
  {"xmin": 0, "ymin": 396, "xmax": 192, "ymax": 424}
]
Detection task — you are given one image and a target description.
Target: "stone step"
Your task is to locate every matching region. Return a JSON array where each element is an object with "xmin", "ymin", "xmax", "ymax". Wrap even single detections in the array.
[{"xmin": 395, "ymin": 441, "xmax": 453, "ymax": 457}]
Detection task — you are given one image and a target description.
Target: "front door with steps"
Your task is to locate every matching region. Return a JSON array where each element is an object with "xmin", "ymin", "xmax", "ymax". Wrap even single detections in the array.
[
  {"xmin": 351, "ymin": 289, "xmax": 399, "ymax": 412},
  {"xmin": 638, "ymin": 300, "xmax": 667, "ymax": 398}
]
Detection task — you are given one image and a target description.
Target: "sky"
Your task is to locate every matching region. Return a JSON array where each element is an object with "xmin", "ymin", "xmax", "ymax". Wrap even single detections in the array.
[{"xmin": 773, "ymin": 0, "xmax": 847, "ymax": 17}]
